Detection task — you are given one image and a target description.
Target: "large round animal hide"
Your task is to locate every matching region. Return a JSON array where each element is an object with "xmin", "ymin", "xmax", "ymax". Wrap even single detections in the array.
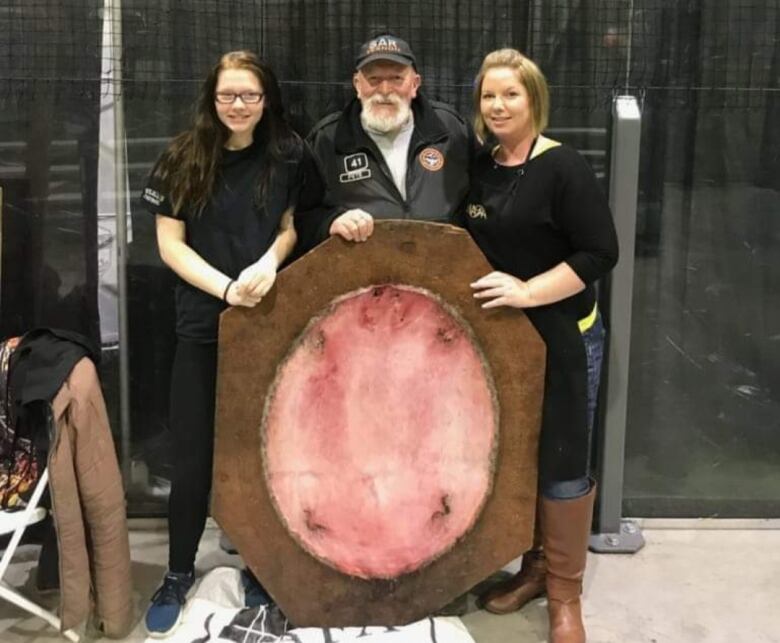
[{"xmin": 263, "ymin": 284, "xmax": 498, "ymax": 579}]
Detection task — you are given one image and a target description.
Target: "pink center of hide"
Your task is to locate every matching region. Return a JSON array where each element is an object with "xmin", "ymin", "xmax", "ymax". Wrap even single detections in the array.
[{"xmin": 262, "ymin": 285, "xmax": 498, "ymax": 579}]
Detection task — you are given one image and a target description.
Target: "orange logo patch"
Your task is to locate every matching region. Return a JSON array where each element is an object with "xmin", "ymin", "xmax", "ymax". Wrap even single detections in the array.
[{"xmin": 418, "ymin": 148, "xmax": 445, "ymax": 172}]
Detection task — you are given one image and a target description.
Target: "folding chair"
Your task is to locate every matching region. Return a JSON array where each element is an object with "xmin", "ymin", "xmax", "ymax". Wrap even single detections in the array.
[{"xmin": 0, "ymin": 467, "xmax": 79, "ymax": 641}]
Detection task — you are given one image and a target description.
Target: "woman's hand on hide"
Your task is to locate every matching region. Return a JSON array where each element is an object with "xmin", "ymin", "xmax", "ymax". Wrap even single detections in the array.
[{"xmin": 471, "ymin": 271, "xmax": 532, "ymax": 309}]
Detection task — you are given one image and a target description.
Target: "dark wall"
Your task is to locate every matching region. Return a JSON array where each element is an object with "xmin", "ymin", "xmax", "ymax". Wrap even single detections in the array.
[{"xmin": 2, "ymin": 0, "xmax": 778, "ymax": 517}]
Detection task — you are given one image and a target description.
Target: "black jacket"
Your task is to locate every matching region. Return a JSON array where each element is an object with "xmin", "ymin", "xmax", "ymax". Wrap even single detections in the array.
[{"xmin": 296, "ymin": 93, "xmax": 474, "ymax": 250}]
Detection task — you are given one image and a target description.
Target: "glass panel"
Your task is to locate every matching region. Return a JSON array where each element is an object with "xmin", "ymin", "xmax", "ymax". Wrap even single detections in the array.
[{"xmin": 623, "ymin": 1, "xmax": 780, "ymax": 517}]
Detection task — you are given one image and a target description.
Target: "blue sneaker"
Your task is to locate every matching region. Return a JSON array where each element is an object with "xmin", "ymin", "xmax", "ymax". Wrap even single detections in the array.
[
  {"xmin": 241, "ymin": 568, "xmax": 272, "ymax": 608},
  {"xmin": 144, "ymin": 570, "xmax": 195, "ymax": 638}
]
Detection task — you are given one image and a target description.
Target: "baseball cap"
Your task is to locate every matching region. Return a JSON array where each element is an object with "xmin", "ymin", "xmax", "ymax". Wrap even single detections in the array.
[{"xmin": 355, "ymin": 34, "xmax": 417, "ymax": 70}]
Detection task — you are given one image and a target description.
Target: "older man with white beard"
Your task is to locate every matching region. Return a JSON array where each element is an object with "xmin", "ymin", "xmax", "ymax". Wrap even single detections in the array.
[{"xmin": 303, "ymin": 34, "xmax": 475, "ymax": 245}]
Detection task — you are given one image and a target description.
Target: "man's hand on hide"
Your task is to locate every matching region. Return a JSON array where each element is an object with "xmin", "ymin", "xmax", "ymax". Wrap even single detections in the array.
[{"xmin": 329, "ymin": 209, "xmax": 375, "ymax": 242}]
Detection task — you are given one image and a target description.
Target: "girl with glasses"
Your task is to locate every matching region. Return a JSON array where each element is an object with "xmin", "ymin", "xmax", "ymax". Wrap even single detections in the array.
[{"xmin": 140, "ymin": 50, "xmax": 322, "ymax": 637}]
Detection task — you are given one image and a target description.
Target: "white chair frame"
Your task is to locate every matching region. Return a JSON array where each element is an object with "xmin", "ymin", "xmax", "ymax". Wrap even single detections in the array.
[{"xmin": 0, "ymin": 468, "xmax": 79, "ymax": 641}]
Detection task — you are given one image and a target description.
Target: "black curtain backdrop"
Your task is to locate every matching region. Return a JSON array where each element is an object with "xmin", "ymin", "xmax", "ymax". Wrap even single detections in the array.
[
  {"xmin": 1, "ymin": 0, "xmax": 778, "ymax": 516},
  {"xmin": 0, "ymin": 0, "xmax": 102, "ymax": 345}
]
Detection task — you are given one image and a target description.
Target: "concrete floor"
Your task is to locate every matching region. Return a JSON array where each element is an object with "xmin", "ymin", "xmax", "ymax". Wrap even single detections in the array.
[{"xmin": 1, "ymin": 519, "xmax": 779, "ymax": 642}]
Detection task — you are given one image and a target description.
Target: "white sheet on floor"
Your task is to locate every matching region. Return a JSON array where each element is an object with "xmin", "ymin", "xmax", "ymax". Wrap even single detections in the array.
[{"xmin": 145, "ymin": 566, "xmax": 476, "ymax": 643}]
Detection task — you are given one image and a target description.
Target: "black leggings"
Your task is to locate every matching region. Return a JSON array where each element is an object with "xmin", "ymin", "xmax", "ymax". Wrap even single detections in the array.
[{"xmin": 167, "ymin": 339, "xmax": 218, "ymax": 573}]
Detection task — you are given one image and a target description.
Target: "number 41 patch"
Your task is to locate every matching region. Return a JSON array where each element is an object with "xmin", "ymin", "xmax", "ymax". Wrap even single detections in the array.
[{"xmin": 340, "ymin": 153, "xmax": 372, "ymax": 183}]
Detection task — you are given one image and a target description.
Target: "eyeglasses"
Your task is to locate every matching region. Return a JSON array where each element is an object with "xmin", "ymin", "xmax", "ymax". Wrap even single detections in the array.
[{"xmin": 214, "ymin": 92, "xmax": 264, "ymax": 105}]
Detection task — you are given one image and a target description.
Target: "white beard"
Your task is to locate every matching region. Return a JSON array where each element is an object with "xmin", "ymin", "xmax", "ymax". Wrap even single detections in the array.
[{"xmin": 360, "ymin": 94, "xmax": 412, "ymax": 135}]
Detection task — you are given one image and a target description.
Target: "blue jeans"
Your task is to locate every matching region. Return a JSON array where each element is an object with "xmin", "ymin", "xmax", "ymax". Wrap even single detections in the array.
[
  {"xmin": 543, "ymin": 312, "xmax": 605, "ymax": 500},
  {"xmin": 583, "ymin": 312, "xmax": 606, "ymax": 435}
]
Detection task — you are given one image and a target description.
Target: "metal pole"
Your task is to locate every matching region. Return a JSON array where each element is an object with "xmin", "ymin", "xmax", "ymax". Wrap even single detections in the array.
[
  {"xmin": 104, "ymin": 0, "xmax": 131, "ymax": 483},
  {"xmin": 589, "ymin": 95, "xmax": 645, "ymax": 554}
]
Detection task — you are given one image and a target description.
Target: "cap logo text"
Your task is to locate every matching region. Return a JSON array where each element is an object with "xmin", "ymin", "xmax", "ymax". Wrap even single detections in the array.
[{"xmin": 367, "ymin": 37, "xmax": 401, "ymax": 54}]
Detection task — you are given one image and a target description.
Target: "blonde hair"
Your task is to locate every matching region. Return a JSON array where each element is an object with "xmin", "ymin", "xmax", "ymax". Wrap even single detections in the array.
[{"xmin": 473, "ymin": 48, "xmax": 550, "ymax": 142}]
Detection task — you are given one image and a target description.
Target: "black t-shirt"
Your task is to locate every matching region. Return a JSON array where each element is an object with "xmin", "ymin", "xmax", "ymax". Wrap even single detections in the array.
[{"xmin": 141, "ymin": 137, "xmax": 319, "ymax": 342}]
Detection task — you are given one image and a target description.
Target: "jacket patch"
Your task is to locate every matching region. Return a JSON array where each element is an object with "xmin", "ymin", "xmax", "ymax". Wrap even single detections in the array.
[
  {"xmin": 339, "ymin": 153, "xmax": 372, "ymax": 183},
  {"xmin": 418, "ymin": 148, "xmax": 445, "ymax": 172}
]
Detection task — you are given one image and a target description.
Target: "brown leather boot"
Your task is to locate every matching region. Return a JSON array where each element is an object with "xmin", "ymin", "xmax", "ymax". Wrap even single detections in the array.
[
  {"xmin": 481, "ymin": 511, "xmax": 546, "ymax": 614},
  {"xmin": 540, "ymin": 483, "xmax": 596, "ymax": 643}
]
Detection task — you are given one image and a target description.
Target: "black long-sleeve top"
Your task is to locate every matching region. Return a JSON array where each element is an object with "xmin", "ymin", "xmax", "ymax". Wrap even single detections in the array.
[
  {"xmin": 461, "ymin": 137, "xmax": 619, "ymax": 482},
  {"xmin": 463, "ymin": 138, "xmax": 618, "ymax": 322}
]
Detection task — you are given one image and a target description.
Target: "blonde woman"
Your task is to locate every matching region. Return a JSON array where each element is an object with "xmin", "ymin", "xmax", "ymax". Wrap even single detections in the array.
[{"xmin": 462, "ymin": 49, "xmax": 618, "ymax": 643}]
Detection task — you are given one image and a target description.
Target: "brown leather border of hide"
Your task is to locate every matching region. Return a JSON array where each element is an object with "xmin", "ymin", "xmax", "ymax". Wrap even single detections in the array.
[{"xmin": 213, "ymin": 221, "xmax": 545, "ymax": 626}]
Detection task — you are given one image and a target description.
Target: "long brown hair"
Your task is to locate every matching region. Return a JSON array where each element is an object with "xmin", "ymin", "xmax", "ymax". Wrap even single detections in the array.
[{"xmin": 152, "ymin": 50, "xmax": 298, "ymax": 217}]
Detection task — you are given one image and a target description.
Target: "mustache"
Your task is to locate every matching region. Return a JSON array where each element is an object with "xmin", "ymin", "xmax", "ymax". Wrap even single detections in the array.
[{"xmin": 365, "ymin": 93, "xmax": 403, "ymax": 107}]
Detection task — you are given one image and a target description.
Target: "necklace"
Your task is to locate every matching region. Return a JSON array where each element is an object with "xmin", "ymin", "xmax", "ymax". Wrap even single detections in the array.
[{"xmin": 491, "ymin": 137, "xmax": 537, "ymax": 175}]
